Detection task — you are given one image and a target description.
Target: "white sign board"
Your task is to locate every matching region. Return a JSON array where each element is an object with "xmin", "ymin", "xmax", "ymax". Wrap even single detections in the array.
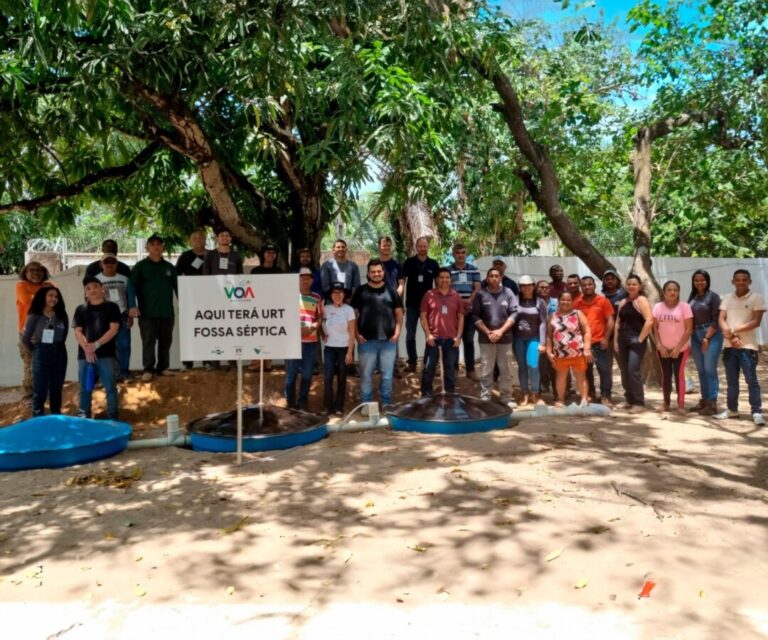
[{"xmin": 178, "ymin": 274, "xmax": 301, "ymax": 361}]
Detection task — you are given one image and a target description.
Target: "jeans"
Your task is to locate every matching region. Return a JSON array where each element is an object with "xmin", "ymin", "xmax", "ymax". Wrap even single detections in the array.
[
  {"xmin": 478, "ymin": 342, "xmax": 514, "ymax": 401},
  {"xmin": 405, "ymin": 307, "xmax": 421, "ymax": 365},
  {"xmin": 31, "ymin": 344, "xmax": 68, "ymax": 416},
  {"xmin": 722, "ymin": 348, "xmax": 762, "ymax": 414},
  {"xmin": 586, "ymin": 343, "xmax": 613, "ymax": 401},
  {"xmin": 358, "ymin": 339, "xmax": 397, "ymax": 405},
  {"xmin": 116, "ymin": 314, "xmax": 132, "ymax": 377},
  {"xmin": 285, "ymin": 342, "xmax": 318, "ymax": 408},
  {"xmin": 689, "ymin": 325, "xmax": 723, "ymax": 401},
  {"xmin": 421, "ymin": 338, "xmax": 459, "ymax": 395},
  {"xmin": 513, "ymin": 337, "xmax": 541, "ymax": 393},
  {"xmin": 139, "ymin": 316, "xmax": 174, "ymax": 373},
  {"xmin": 617, "ymin": 330, "xmax": 647, "ymax": 406},
  {"xmin": 78, "ymin": 357, "xmax": 119, "ymax": 419},
  {"xmin": 461, "ymin": 320, "xmax": 477, "ymax": 372},
  {"xmin": 323, "ymin": 346, "xmax": 349, "ymax": 412},
  {"xmin": 658, "ymin": 348, "xmax": 689, "ymax": 408}
]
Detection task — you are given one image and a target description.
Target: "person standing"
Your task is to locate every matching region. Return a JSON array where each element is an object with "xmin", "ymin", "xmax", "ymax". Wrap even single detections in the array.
[
  {"xmin": 549, "ymin": 264, "xmax": 566, "ymax": 299},
  {"xmin": 447, "ymin": 243, "xmax": 482, "ymax": 381},
  {"xmin": 472, "ymin": 267, "xmax": 518, "ymax": 405},
  {"xmin": 419, "ymin": 268, "xmax": 464, "ymax": 396},
  {"xmin": 130, "ymin": 234, "xmax": 178, "ymax": 382},
  {"xmin": 547, "ymin": 292, "xmax": 592, "ymax": 407},
  {"xmin": 687, "ymin": 270, "xmax": 723, "ymax": 416},
  {"xmin": 351, "ymin": 259, "xmax": 404, "ymax": 408},
  {"xmin": 85, "ymin": 239, "xmax": 132, "ymax": 278},
  {"xmin": 251, "ymin": 243, "xmax": 283, "ymax": 274},
  {"xmin": 482, "ymin": 257, "xmax": 519, "ymax": 296},
  {"xmin": 176, "ymin": 229, "xmax": 208, "ymax": 369},
  {"xmin": 613, "ymin": 275, "xmax": 654, "ymax": 412},
  {"xmin": 377, "ymin": 236, "xmax": 405, "ymax": 298},
  {"xmin": 402, "ymin": 236, "xmax": 440, "ymax": 373},
  {"xmin": 295, "ymin": 247, "xmax": 323, "ymax": 296},
  {"xmin": 16, "ymin": 262, "xmax": 54, "ymax": 398},
  {"xmin": 652, "ymin": 280, "xmax": 693, "ymax": 415},
  {"xmin": 21, "ymin": 286, "xmax": 68, "ymax": 417},
  {"xmin": 575, "ymin": 276, "xmax": 615, "ymax": 407},
  {"xmin": 322, "ymin": 282, "xmax": 356, "ymax": 416},
  {"xmin": 566, "ymin": 274, "xmax": 582, "ymax": 304},
  {"xmin": 203, "ymin": 229, "xmax": 243, "ymax": 275},
  {"xmin": 285, "ymin": 268, "xmax": 322, "ymax": 410},
  {"xmin": 175, "ymin": 229, "xmax": 208, "ymax": 277},
  {"xmin": 513, "ymin": 275, "xmax": 548, "ymax": 406},
  {"xmin": 602, "ymin": 269, "xmax": 627, "ymax": 311},
  {"xmin": 536, "ymin": 279, "xmax": 557, "ymax": 396},
  {"xmin": 715, "ymin": 269, "xmax": 766, "ymax": 426},
  {"xmin": 320, "ymin": 239, "xmax": 361, "ymax": 302},
  {"xmin": 96, "ymin": 252, "xmax": 137, "ymax": 381},
  {"xmin": 73, "ymin": 276, "xmax": 121, "ymax": 419}
]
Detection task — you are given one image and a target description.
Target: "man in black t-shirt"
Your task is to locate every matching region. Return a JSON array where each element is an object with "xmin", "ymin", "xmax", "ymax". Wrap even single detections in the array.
[
  {"xmin": 351, "ymin": 259, "xmax": 403, "ymax": 408},
  {"xmin": 401, "ymin": 236, "xmax": 439, "ymax": 372},
  {"xmin": 176, "ymin": 229, "xmax": 207, "ymax": 276},
  {"xmin": 73, "ymin": 276, "xmax": 122, "ymax": 419}
]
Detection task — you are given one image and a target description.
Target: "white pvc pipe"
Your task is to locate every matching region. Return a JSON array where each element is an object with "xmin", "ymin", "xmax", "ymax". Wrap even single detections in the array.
[
  {"xmin": 511, "ymin": 402, "xmax": 612, "ymax": 419},
  {"xmin": 127, "ymin": 414, "xmax": 190, "ymax": 449}
]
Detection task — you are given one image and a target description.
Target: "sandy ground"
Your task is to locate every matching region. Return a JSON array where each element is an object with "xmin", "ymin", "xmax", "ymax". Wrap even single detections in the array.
[{"xmin": 1, "ymin": 360, "xmax": 768, "ymax": 639}]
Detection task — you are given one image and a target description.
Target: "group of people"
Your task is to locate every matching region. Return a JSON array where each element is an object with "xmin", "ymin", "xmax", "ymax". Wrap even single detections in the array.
[{"xmin": 14, "ymin": 233, "xmax": 766, "ymax": 427}]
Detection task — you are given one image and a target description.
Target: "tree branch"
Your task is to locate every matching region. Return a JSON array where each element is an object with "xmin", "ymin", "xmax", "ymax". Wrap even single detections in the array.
[{"xmin": 0, "ymin": 142, "xmax": 162, "ymax": 215}]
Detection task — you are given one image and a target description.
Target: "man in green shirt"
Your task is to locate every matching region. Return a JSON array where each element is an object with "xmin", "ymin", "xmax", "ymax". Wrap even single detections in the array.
[{"xmin": 130, "ymin": 234, "xmax": 178, "ymax": 381}]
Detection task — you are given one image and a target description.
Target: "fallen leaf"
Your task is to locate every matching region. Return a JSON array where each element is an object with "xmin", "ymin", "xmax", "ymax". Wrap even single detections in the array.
[
  {"xmin": 135, "ymin": 556, "xmax": 143, "ymax": 562},
  {"xmin": 408, "ymin": 543, "xmax": 433, "ymax": 553},
  {"xmin": 364, "ymin": 501, "xmax": 375, "ymax": 508},
  {"xmin": 104, "ymin": 532, "xmax": 116, "ymax": 540},
  {"xmin": 226, "ymin": 586, "xmax": 236, "ymax": 596},
  {"xmin": 220, "ymin": 515, "xmax": 251, "ymax": 535},
  {"xmin": 584, "ymin": 525, "xmax": 610, "ymax": 535},
  {"xmin": 134, "ymin": 585, "xmax": 147, "ymax": 597},
  {"xmin": 574, "ymin": 577, "xmax": 589, "ymax": 589},
  {"xmin": 545, "ymin": 547, "xmax": 565, "ymax": 562},
  {"xmin": 698, "ymin": 590, "xmax": 705, "ymax": 598}
]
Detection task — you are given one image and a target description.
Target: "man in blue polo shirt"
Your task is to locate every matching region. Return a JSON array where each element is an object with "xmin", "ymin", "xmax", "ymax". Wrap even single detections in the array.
[{"xmin": 446, "ymin": 242, "xmax": 481, "ymax": 381}]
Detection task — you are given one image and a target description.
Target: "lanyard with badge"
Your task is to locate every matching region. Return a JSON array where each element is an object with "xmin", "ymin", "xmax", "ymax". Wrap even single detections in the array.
[
  {"xmin": 219, "ymin": 253, "xmax": 230, "ymax": 271},
  {"xmin": 41, "ymin": 316, "xmax": 56, "ymax": 344}
]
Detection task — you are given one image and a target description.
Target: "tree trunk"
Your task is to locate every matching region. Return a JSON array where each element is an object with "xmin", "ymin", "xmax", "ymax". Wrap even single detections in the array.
[
  {"xmin": 629, "ymin": 128, "xmax": 662, "ymax": 302},
  {"xmin": 397, "ymin": 198, "xmax": 439, "ymax": 255}
]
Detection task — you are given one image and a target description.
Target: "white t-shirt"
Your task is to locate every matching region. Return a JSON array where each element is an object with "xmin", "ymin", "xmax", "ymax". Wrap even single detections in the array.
[
  {"xmin": 720, "ymin": 290, "xmax": 766, "ymax": 351},
  {"xmin": 323, "ymin": 303, "xmax": 355, "ymax": 348},
  {"xmin": 96, "ymin": 273, "xmax": 130, "ymax": 313}
]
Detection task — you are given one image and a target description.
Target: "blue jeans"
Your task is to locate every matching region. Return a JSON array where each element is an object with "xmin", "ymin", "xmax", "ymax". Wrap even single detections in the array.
[
  {"xmin": 586, "ymin": 343, "xmax": 613, "ymax": 401},
  {"xmin": 285, "ymin": 342, "xmax": 318, "ymax": 408},
  {"xmin": 323, "ymin": 346, "xmax": 349, "ymax": 412},
  {"xmin": 722, "ymin": 348, "xmax": 762, "ymax": 414},
  {"xmin": 421, "ymin": 338, "xmax": 459, "ymax": 395},
  {"xmin": 78, "ymin": 357, "xmax": 119, "ymax": 419},
  {"xmin": 31, "ymin": 344, "xmax": 68, "ymax": 416},
  {"xmin": 359, "ymin": 339, "xmax": 397, "ymax": 405},
  {"xmin": 405, "ymin": 307, "xmax": 421, "ymax": 365},
  {"xmin": 116, "ymin": 314, "xmax": 132, "ymax": 377},
  {"xmin": 689, "ymin": 326, "xmax": 723, "ymax": 401},
  {"xmin": 513, "ymin": 336, "xmax": 541, "ymax": 393}
]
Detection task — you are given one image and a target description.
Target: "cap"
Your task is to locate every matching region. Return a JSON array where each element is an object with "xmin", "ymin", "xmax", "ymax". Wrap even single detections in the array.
[
  {"xmin": 298, "ymin": 267, "xmax": 314, "ymax": 277},
  {"xmin": 330, "ymin": 282, "xmax": 345, "ymax": 291},
  {"xmin": 492, "ymin": 255, "xmax": 506, "ymax": 264},
  {"xmin": 603, "ymin": 269, "xmax": 620, "ymax": 279},
  {"xmin": 296, "ymin": 247, "xmax": 311, "ymax": 254},
  {"xmin": 518, "ymin": 275, "xmax": 535, "ymax": 285},
  {"xmin": 101, "ymin": 252, "xmax": 117, "ymax": 261},
  {"xmin": 146, "ymin": 233, "xmax": 164, "ymax": 244},
  {"xmin": 263, "ymin": 243, "xmax": 278, "ymax": 253}
]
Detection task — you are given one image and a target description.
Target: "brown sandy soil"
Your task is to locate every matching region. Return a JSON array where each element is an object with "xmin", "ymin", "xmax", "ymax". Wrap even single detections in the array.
[{"xmin": 1, "ymin": 360, "xmax": 767, "ymax": 638}]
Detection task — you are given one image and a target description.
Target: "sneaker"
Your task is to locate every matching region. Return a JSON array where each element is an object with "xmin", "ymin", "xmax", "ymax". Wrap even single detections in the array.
[
  {"xmin": 157, "ymin": 369, "xmax": 175, "ymax": 377},
  {"xmin": 713, "ymin": 409, "xmax": 738, "ymax": 420},
  {"xmin": 334, "ymin": 410, "xmax": 344, "ymax": 418},
  {"xmin": 628, "ymin": 405, "xmax": 645, "ymax": 414},
  {"xmin": 466, "ymin": 370, "xmax": 479, "ymax": 382},
  {"xmin": 753, "ymin": 413, "xmax": 766, "ymax": 427},
  {"xmin": 404, "ymin": 363, "xmax": 417, "ymax": 373},
  {"xmin": 141, "ymin": 372, "xmax": 154, "ymax": 382}
]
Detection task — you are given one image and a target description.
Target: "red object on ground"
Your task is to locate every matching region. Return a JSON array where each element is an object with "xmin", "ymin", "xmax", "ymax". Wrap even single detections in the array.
[{"xmin": 638, "ymin": 580, "xmax": 656, "ymax": 598}]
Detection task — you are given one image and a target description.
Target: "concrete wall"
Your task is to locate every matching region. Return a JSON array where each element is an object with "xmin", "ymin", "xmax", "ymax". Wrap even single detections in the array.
[{"xmin": 2, "ymin": 257, "xmax": 765, "ymax": 387}]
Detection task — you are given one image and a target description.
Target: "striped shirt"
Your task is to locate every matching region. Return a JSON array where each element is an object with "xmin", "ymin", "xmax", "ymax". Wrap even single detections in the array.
[
  {"xmin": 299, "ymin": 292, "xmax": 322, "ymax": 343},
  {"xmin": 447, "ymin": 262, "xmax": 481, "ymax": 299}
]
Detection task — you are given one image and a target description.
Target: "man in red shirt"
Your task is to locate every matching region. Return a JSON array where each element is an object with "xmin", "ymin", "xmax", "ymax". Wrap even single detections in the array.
[
  {"xmin": 575, "ymin": 275, "xmax": 615, "ymax": 407},
  {"xmin": 420, "ymin": 268, "xmax": 464, "ymax": 396}
]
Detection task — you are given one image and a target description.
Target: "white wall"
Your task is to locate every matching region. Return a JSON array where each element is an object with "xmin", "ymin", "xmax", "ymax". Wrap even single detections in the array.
[{"xmin": 1, "ymin": 257, "xmax": 765, "ymax": 387}]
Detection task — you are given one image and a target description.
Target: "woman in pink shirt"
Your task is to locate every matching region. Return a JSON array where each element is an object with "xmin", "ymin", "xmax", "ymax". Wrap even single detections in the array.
[{"xmin": 652, "ymin": 280, "xmax": 693, "ymax": 414}]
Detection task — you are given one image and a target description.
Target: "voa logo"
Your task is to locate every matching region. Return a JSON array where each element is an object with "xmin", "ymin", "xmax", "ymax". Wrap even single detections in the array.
[{"xmin": 224, "ymin": 284, "xmax": 256, "ymax": 300}]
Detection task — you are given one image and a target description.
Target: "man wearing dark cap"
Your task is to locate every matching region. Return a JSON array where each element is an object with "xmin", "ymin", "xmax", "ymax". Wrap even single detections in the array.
[
  {"xmin": 85, "ymin": 239, "xmax": 132, "ymax": 278},
  {"xmin": 130, "ymin": 234, "xmax": 178, "ymax": 382},
  {"xmin": 251, "ymin": 243, "xmax": 283, "ymax": 274},
  {"xmin": 483, "ymin": 256, "xmax": 519, "ymax": 296}
]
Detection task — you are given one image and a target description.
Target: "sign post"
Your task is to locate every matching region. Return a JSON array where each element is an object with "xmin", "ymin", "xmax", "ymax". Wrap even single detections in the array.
[{"xmin": 178, "ymin": 274, "xmax": 301, "ymax": 463}]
